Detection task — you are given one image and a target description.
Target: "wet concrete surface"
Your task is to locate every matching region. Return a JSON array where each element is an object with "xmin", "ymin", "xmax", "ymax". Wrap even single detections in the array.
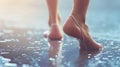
[{"xmin": 0, "ymin": 28, "xmax": 120, "ymax": 67}]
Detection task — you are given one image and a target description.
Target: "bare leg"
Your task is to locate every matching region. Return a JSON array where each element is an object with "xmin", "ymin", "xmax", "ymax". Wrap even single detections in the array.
[
  {"xmin": 63, "ymin": 0, "xmax": 102, "ymax": 51},
  {"xmin": 72, "ymin": 0, "xmax": 89, "ymax": 23},
  {"xmin": 46, "ymin": 0, "xmax": 63, "ymax": 40}
]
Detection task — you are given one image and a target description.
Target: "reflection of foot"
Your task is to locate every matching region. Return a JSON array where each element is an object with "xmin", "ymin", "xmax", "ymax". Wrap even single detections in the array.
[
  {"xmin": 63, "ymin": 15, "xmax": 102, "ymax": 51},
  {"xmin": 78, "ymin": 50, "xmax": 101, "ymax": 67},
  {"xmin": 48, "ymin": 40, "xmax": 62, "ymax": 67},
  {"xmin": 49, "ymin": 40, "xmax": 62, "ymax": 58}
]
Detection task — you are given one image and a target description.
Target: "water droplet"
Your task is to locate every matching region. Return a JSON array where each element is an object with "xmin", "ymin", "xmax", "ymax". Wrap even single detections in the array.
[
  {"xmin": 49, "ymin": 58, "xmax": 55, "ymax": 61},
  {"xmin": 4, "ymin": 63, "xmax": 17, "ymax": 67},
  {"xmin": 0, "ymin": 52, "xmax": 9, "ymax": 55},
  {"xmin": 108, "ymin": 55, "xmax": 112, "ymax": 58},
  {"xmin": 98, "ymin": 60, "xmax": 102, "ymax": 63}
]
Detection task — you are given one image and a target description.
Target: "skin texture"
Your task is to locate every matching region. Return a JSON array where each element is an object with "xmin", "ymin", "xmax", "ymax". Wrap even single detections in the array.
[
  {"xmin": 46, "ymin": 0, "xmax": 102, "ymax": 51},
  {"xmin": 46, "ymin": 0, "xmax": 63, "ymax": 40}
]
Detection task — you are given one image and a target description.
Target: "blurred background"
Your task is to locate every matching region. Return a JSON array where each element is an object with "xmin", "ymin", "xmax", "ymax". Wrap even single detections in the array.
[
  {"xmin": 0, "ymin": 0, "xmax": 120, "ymax": 67},
  {"xmin": 0, "ymin": 0, "xmax": 120, "ymax": 39}
]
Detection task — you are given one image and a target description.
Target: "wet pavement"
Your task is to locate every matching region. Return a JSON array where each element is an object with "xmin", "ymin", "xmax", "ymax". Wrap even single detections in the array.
[
  {"xmin": 0, "ymin": 0, "xmax": 120, "ymax": 67},
  {"xmin": 0, "ymin": 28, "xmax": 119, "ymax": 67}
]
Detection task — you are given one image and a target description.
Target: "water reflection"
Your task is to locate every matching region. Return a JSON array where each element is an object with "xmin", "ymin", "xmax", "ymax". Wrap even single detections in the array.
[
  {"xmin": 0, "ymin": 47, "xmax": 32, "ymax": 67},
  {"xmin": 0, "ymin": 28, "xmax": 120, "ymax": 67},
  {"xmin": 48, "ymin": 40, "xmax": 63, "ymax": 67},
  {"xmin": 77, "ymin": 50, "xmax": 101, "ymax": 67}
]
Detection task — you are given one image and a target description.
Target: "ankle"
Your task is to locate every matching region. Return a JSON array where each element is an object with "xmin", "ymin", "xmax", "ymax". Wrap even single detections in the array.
[
  {"xmin": 49, "ymin": 15, "xmax": 61, "ymax": 26},
  {"xmin": 71, "ymin": 13, "xmax": 86, "ymax": 24}
]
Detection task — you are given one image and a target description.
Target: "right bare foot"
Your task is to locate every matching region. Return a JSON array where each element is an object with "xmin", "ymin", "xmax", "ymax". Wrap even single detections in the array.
[{"xmin": 63, "ymin": 15, "xmax": 102, "ymax": 51}]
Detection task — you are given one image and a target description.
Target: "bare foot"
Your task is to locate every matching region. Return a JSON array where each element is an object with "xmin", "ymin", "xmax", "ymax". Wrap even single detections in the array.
[
  {"xmin": 48, "ymin": 23, "xmax": 63, "ymax": 40},
  {"xmin": 63, "ymin": 15, "xmax": 102, "ymax": 51},
  {"xmin": 45, "ymin": 13, "xmax": 63, "ymax": 40}
]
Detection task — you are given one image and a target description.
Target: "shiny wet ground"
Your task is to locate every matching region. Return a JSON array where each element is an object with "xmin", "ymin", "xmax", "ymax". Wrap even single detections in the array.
[{"xmin": 0, "ymin": 28, "xmax": 120, "ymax": 67}]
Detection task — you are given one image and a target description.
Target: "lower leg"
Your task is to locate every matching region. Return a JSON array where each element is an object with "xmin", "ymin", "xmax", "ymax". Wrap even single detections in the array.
[
  {"xmin": 48, "ymin": 12, "xmax": 61, "ymax": 26},
  {"xmin": 46, "ymin": 0, "xmax": 61, "ymax": 25},
  {"xmin": 72, "ymin": 0, "xmax": 89, "ymax": 24}
]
